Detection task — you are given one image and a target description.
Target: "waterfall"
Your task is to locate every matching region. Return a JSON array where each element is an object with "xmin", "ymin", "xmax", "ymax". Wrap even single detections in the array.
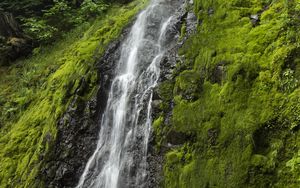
[{"xmin": 76, "ymin": 0, "xmax": 179, "ymax": 187}]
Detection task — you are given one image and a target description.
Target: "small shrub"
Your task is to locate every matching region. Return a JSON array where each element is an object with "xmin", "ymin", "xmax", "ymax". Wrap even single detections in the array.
[
  {"xmin": 80, "ymin": 0, "xmax": 108, "ymax": 19},
  {"xmin": 21, "ymin": 18, "xmax": 57, "ymax": 44},
  {"xmin": 43, "ymin": 0, "xmax": 78, "ymax": 31}
]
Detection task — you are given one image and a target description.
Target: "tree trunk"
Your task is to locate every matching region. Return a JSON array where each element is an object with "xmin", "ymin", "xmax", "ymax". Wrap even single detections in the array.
[
  {"xmin": 0, "ymin": 12, "xmax": 32, "ymax": 65},
  {"xmin": 0, "ymin": 12, "xmax": 23, "ymax": 38}
]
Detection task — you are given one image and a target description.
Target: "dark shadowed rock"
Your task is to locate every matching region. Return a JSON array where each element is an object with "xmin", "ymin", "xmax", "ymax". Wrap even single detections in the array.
[
  {"xmin": 250, "ymin": 14, "xmax": 260, "ymax": 26},
  {"xmin": 211, "ymin": 61, "xmax": 226, "ymax": 84},
  {"xmin": 40, "ymin": 21, "xmax": 131, "ymax": 188},
  {"xmin": 40, "ymin": 1, "xmax": 197, "ymax": 187},
  {"xmin": 146, "ymin": 1, "xmax": 197, "ymax": 187}
]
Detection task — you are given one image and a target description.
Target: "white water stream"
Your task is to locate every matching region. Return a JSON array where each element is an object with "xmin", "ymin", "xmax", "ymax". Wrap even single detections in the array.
[{"xmin": 76, "ymin": 1, "xmax": 178, "ymax": 187}]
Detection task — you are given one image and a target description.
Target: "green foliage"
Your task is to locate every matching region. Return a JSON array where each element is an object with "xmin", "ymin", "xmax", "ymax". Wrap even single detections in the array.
[
  {"xmin": 179, "ymin": 22, "xmax": 186, "ymax": 41},
  {"xmin": 21, "ymin": 18, "xmax": 58, "ymax": 43},
  {"xmin": 80, "ymin": 0, "xmax": 109, "ymax": 19},
  {"xmin": 26, "ymin": 0, "xmax": 110, "ymax": 43},
  {"xmin": 0, "ymin": 0, "xmax": 146, "ymax": 187},
  {"xmin": 159, "ymin": 0, "xmax": 300, "ymax": 187},
  {"xmin": 152, "ymin": 116, "xmax": 165, "ymax": 150},
  {"xmin": 280, "ymin": 68, "xmax": 298, "ymax": 93},
  {"xmin": 0, "ymin": 0, "xmax": 112, "ymax": 47},
  {"xmin": 43, "ymin": 0, "xmax": 78, "ymax": 30}
]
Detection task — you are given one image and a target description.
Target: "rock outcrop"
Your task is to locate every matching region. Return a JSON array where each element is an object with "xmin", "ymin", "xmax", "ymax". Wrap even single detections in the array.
[
  {"xmin": 39, "ymin": 22, "xmax": 133, "ymax": 188},
  {"xmin": 147, "ymin": 1, "xmax": 198, "ymax": 187}
]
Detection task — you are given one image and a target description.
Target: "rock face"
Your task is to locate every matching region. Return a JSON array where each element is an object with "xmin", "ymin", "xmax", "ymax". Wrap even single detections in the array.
[
  {"xmin": 40, "ymin": 1, "xmax": 197, "ymax": 187},
  {"xmin": 161, "ymin": 0, "xmax": 300, "ymax": 187},
  {"xmin": 41, "ymin": 94, "xmax": 100, "ymax": 188},
  {"xmin": 146, "ymin": 2, "xmax": 198, "ymax": 188},
  {"xmin": 0, "ymin": 12, "xmax": 32, "ymax": 65},
  {"xmin": 40, "ymin": 25, "xmax": 132, "ymax": 188}
]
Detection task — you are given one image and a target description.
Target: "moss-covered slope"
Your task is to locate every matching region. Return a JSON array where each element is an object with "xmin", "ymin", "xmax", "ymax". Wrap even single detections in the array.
[
  {"xmin": 0, "ymin": 1, "xmax": 146, "ymax": 187},
  {"xmin": 159, "ymin": 0, "xmax": 300, "ymax": 187}
]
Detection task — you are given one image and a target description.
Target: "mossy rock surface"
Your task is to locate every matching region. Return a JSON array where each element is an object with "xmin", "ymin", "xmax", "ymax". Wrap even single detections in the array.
[
  {"xmin": 0, "ymin": 0, "xmax": 147, "ymax": 187},
  {"xmin": 161, "ymin": 0, "xmax": 300, "ymax": 187}
]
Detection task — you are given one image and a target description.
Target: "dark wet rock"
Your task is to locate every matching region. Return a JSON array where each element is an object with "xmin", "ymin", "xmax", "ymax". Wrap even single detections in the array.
[
  {"xmin": 146, "ymin": 148, "xmax": 164, "ymax": 188},
  {"xmin": 152, "ymin": 87, "xmax": 161, "ymax": 100},
  {"xmin": 137, "ymin": 40, "xmax": 160, "ymax": 69},
  {"xmin": 186, "ymin": 12, "xmax": 198, "ymax": 35},
  {"xmin": 208, "ymin": 8, "xmax": 214, "ymax": 16},
  {"xmin": 40, "ymin": 93, "xmax": 100, "ymax": 188},
  {"xmin": 250, "ymin": 4, "xmax": 271, "ymax": 28},
  {"xmin": 152, "ymin": 99, "xmax": 162, "ymax": 114},
  {"xmin": 250, "ymin": 14, "xmax": 260, "ymax": 26},
  {"xmin": 250, "ymin": 14, "xmax": 259, "ymax": 20},
  {"xmin": 211, "ymin": 61, "xmax": 226, "ymax": 84},
  {"xmin": 208, "ymin": 128, "xmax": 219, "ymax": 146},
  {"xmin": 40, "ymin": 1, "xmax": 195, "ymax": 187},
  {"xmin": 159, "ymin": 52, "xmax": 177, "ymax": 81},
  {"xmin": 178, "ymin": 3, "xmax": 198, "ymax": 42},
  {"xmin": 146, "ymin": 3, "xmax": 198, "ymax": 188},
  {"xmin": 40, "ymin": 21, "xmax": 131, "ymax": 188},
  {"xmin": 166, "ymin": 130, "xmax": 194, "ymax": 146}
]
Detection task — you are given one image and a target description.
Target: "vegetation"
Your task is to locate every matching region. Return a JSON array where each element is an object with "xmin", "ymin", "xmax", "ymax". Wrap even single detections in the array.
[
  {"xmin": 1, "ymin": 0, "xmax": 299, "ymax": 187},
  {"xmin": 1, "ymin": 0, "xmax": 110, "ymax": 43},
  {"xmin": 0, "ymin": 0, "xmax": 146, "ymax": 187},
  {"xmin": 0, "ymin": 0, "xmax": 133, "ymax": 64},
  {"xmin": 158, "ymin": 0, "xmax": 300, "ymax": 187}
]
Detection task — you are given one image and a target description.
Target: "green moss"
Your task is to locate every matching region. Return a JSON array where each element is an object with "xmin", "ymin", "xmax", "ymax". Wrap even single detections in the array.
[
  {"xmin": 180, "ymin": 22, "xmax": 187, "ymax": 41},
  {"xmin": 164, "ymin": 145, "xmax": 195, "ymax": 188},
  {"xmin": 174, "ymin": 70, "xmax": 202, "ymax": 100},
  {"xmin": 153, "ymin": 116, "xmax": 164, "ymax": 150},
  {"xmin": 153, "ymin": 116, "xmax": 164, "ymax": 132},
  {"xmin": 161, "ymin": 0, "xmax": 300, "ymax": 187},
  {"xmin": 0, "ymin": 0, "xmax": 147, "ymax": 187}
]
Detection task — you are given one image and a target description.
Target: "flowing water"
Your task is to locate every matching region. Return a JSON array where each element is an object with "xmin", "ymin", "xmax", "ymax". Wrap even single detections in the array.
[{"xmin": 76, "ymin": 0, "xmax": 180, "ymax": 187}]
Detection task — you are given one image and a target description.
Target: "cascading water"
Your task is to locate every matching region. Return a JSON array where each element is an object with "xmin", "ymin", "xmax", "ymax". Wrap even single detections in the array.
[{"xmin": 76, "ymin": 0, "xmax": 180, "ymax": 187}]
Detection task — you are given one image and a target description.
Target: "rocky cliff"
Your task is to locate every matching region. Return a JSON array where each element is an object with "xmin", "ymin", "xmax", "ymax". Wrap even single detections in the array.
[
  {"xmin": 0, "ymin": 0, "xmax": 299, "ymax": 188},
  {"xmin": 0, "ymin": 1, "xmax": 146, "ymax": 187},
  {"xmin": 158, "ymin": 0, "xmax": 300, "ymax": 187}
]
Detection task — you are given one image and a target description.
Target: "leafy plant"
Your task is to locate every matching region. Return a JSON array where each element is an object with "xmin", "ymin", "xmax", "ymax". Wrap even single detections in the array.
[
  {"xmin": 43, "ymin": 0, "xmax": 78, "ymax": 30},
  {"xmin": 80, "ymin": 0, "xmax": 109, "ymax": 19},
  {"xmin": 21, "ymin": 18, "xmax": 57, "ymax": 44},
  {"xmin": 280, "ymin": 68, "xmax": 298, "ymax": 93}
]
